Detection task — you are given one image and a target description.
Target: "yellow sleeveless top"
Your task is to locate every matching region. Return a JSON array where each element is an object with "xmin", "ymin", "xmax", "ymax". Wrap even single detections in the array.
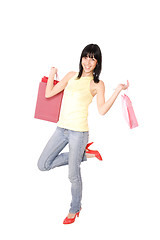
[{"xmin": 57, "ymin": 73, "xmax": 93, "ymax": 131}]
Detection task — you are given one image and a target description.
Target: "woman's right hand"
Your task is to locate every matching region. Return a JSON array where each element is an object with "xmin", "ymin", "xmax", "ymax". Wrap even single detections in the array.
[{"xmin": 49, "ymin": 67, "xmax": 58, "ymax": 78}]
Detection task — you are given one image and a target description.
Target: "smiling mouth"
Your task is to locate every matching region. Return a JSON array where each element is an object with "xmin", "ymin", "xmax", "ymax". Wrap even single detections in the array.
[{"xmin": 84, "ymin": 66, "xmax": 91, "ymax": 69}]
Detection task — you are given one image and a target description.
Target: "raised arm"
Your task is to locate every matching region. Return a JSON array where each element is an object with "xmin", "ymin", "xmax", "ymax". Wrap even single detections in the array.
[
  {"xmin": 96, "ymin": 80, "xmax": 129, "ymax": 115},
  {"xmin": 45, "ymin": 68, "xmax": 76, "ymax": 98}
]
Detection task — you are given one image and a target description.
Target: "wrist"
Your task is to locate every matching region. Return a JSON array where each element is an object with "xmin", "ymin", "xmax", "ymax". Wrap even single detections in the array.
[{"xmin": 115, "ymin": 85, "xmax": 123, "ymax": 93}]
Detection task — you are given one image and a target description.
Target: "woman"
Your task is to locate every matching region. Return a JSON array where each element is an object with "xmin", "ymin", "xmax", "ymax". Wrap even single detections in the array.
[{"xmin": 37, "ymin": 44, "xmax": 129, "ymax": 224}]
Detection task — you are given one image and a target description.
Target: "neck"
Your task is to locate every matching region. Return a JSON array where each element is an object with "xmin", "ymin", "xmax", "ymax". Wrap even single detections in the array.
[{"xmin": 81, "ymin": 71, "xmax": 93, "ymax": 78}]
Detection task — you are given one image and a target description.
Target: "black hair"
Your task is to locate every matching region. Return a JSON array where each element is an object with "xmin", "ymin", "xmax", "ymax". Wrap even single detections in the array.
[{"xmin": 77, "ymin": 44, "xmax": 102, "ymax": 83}]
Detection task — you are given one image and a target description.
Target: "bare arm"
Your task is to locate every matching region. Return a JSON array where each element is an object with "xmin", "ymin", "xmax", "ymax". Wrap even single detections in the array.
[
  {"xmin": 45, "ymin": 68, "xmax": 76, "ymax": 98},
  {"xmin": 96, "ymin": 80, "xmax": 129, "ymax": 115}
]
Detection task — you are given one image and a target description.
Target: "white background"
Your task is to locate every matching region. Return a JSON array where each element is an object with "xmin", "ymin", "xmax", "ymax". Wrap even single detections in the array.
[{"xmin": 0, "ymin": 0, "xmax": 160, "ymax": 239}]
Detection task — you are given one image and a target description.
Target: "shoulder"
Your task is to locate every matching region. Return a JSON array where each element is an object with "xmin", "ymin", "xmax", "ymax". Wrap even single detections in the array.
[
  {"xmin": 97, "ymin": 80, "xmax": 105, "ymax": 87},
  {"xmin": 66, "ymin": 71, "xmax": 77, "ymax": 78},
  {"xmin": 91, "ymin": 80, "xmax": 105, "ymax": 97},
  {"xmin": 62, "ymin": 71, "xmax": 77, "ymax": 83},
  {"xmin": 95, "ymin": 80, "xmax": 105, "ymax": 92}
]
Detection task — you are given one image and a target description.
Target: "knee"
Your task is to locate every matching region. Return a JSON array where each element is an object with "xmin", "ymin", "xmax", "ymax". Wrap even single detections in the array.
[
  {"xmin": 37, "ymin": 163, "xmax": 45, "ymax": 171},
  {"xmin": 37, "ymin": 159, "xmax": 47, "ymax": 171}
]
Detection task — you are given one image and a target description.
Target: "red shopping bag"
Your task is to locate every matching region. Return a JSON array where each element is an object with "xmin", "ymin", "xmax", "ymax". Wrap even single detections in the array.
[
  {"xmin": 121, "ymin": 93, "xmax": 138, "ymax": 129},
  {"xmin": 34, "ymin": 75, "xmax": 64, "ymax": 123}
]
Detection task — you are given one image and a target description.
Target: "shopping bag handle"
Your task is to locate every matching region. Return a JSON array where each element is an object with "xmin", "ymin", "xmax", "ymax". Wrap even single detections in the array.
[
  {"xmin": 52, "ymin": 67, "xmax": 59, "ymax": 81},
  {"xmin": 41, "ymin": 67, "xmax": 59, "ymax": 84}
]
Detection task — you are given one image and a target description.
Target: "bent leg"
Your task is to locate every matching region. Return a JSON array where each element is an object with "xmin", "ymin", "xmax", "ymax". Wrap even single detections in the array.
[
  {"xmin": 37, "ymin": 127, "xmax": 69, "ymax": 171},
  {"xmin": 38, "ymin": 127, "xmax": 88, "ymax": 171}
]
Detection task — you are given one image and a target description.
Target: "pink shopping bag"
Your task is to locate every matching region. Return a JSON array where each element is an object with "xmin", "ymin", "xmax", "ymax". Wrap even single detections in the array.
[
  {"xmin": 34, "ymin": 75, "xmax": 64, "ymax": 123},
  {"xmin": 121, "ymin": 93, "xmax": 138, "ymax": 129}
]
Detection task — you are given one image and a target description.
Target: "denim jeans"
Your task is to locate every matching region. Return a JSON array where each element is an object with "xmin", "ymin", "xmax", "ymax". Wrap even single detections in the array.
[{"xmin": 37, "ymin": 126, "xmax": 89, "ymax": 214}]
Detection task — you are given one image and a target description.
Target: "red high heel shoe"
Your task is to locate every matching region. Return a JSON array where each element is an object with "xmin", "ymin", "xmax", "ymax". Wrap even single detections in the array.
[
  {"xmin": 86, "ymin": 142, "xmax": 103, "ymax": 161},
  {"xmin": 63, "ymin": 211, "xmax": 80, "ymax": 224}
]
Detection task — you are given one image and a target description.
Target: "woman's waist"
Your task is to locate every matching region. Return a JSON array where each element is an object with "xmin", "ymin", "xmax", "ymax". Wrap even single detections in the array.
[
  {"xmin": 59, "ymin": 109, "xmax": 88, "ymax": 120},
  {"xmin": 57, "ymin": 115, "xmax": 89, "ymax": 132}
]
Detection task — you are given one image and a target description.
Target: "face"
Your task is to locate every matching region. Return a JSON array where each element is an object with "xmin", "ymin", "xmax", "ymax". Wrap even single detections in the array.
[{"xmin": 81, "ymin": 55, "xmax": 97, "ymax": 74}]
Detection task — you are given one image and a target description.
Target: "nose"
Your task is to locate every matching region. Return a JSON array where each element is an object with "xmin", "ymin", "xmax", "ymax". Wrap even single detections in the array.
[{"xmin": 86, "ymin": 57, "xmax": 91, "ymax": 64}]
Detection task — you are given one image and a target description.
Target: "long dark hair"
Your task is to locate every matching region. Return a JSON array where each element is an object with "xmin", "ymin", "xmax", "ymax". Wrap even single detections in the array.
[{"xmin": 77, "ymin": 44, "xmax": 102, "ymax": 83}]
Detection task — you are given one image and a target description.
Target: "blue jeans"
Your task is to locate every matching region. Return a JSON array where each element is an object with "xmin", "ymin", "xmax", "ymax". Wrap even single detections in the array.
[{"xmin": 37, "ymin": 126, "xmax": 89, "ymax": 214}]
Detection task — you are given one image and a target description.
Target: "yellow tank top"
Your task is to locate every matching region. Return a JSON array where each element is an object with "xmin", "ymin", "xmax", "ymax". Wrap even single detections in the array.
[{"xmin": 57, "ymin": 73, "xmax": 93, "ymax": 131}]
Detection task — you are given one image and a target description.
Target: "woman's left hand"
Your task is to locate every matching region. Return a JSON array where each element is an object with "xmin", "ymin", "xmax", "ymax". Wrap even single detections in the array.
[{"xmin": 117, "ymin": 80, "xmax": 129, "ymax": 91}]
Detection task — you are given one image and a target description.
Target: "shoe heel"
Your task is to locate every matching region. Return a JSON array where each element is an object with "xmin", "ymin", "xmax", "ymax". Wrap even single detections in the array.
[
  {"xmin": 86, "ymin": 142, "xmax": 94, "ymax": 150},
  {"xmin": 76, "ymin": 212, "xmax": 80, "ymax": 217}
]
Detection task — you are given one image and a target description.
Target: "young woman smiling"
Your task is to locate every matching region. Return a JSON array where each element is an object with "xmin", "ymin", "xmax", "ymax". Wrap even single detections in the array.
[{"xmin": 37, "ymin": 44, "xmax": 129, "ymax": 224}]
